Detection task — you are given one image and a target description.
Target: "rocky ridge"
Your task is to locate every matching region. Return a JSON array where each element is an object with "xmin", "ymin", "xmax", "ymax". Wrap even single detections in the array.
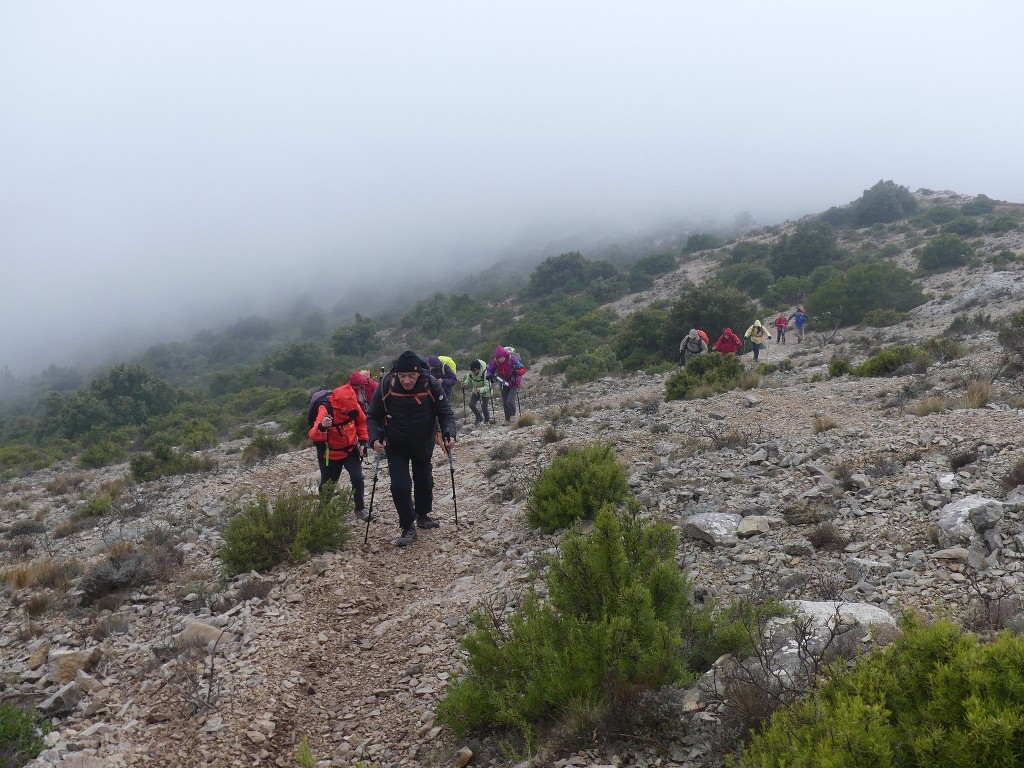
[{"xmin": 3, "ymin": 204, "xmax": 1024, "ymax": 767}]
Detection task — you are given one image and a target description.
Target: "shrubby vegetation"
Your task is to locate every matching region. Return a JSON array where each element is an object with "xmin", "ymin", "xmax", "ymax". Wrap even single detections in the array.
[
  {"xmin": 806, "ymin": 259, "xmax": 927, "ymax": 326},
  {"xmin": 740, "ymin": 618, "xmax": 1024, "ymax": 768},
  {"xmin": 525, "ymin": 443, "xmax": 629, "ymax": 532},
  {"xmin": 920, "ymin": 233, "xmax": 974, "ymax": 271},
  {"xmin": 0, "ymin": 703, "xmax": 50, "ymax": 767},
  {"xmin": 850, "ymin": 180, "xmax": 919, "ymax": 226},
  {"xmin": 219, "ymin": 486, "xmax": 351, "ymax": 575},
  {"xmin": 438, "ymin": 506, "xmax": 747, "ymax": 744},
  {"xmin": 665, "ymin": 352, "xmax": 747, "ymax": 401}
]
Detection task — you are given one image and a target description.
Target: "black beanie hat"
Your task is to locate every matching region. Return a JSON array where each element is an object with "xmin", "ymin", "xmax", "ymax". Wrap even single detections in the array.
[{"xmin": 393, "ymin": 351, "xmax": 423, "ymax": 373}]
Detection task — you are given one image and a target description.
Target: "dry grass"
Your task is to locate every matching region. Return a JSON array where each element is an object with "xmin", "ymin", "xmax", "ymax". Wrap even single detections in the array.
[
  {"xmin": 513, "ymin": 413, "xmax": 538, "ymax": 429},
  {"xmin": 3, "ymin": 557, "xmax": 82, "ymax": 591},
  {"xmin": 812, "ymin": 415, "xmax": 839, "ymax": 433},
  {"xmin": 45, "ymin": 472, "xmax": 87, "ymax": 495},
  {"xmin": 960, "ymin": 377, "xmax": 993, "ymax": 409},
  {"xmin": 914, "ymin": 395, "xmax": 950, "ymax": 416},
  {"xmin": 541, "ymin": 425, "xmax": 566, "ymax": 444}
]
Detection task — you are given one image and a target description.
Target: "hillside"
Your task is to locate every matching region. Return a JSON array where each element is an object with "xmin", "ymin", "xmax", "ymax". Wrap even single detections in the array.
[{"xmin": 3, "ymin": 188, "xmax": 1024, "ymax": 767}]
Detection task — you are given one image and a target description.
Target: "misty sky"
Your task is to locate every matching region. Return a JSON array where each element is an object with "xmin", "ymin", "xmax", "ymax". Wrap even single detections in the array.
[{"xmin": 3, "ymin": 2, "xmax": 1023, "ymax": 375}]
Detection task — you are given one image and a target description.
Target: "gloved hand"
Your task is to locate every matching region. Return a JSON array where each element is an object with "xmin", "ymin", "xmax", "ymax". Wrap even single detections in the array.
[
  {"xmin": 320, "ymin": 414, "xmax": 333, "ymax": 429},
  {"xmin": 359, "ymin": 441, "xmax": 369, "ymax": 459},
  {"xmin": 514, "ymin": 377, "xmax": 522, "ymax": 388}
]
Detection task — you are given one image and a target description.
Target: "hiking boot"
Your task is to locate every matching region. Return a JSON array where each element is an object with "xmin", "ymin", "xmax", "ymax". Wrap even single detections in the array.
[
  {"xmin": 416, "ymin": 514, "xmax": 440, "ymax": 529},
  {"xmin": 353, "ymin": 508, "xmax": 369, "ymax": 522},
  {"xmin": 394, "ymin": 526, "xmax": 417, "ymax": 547}
]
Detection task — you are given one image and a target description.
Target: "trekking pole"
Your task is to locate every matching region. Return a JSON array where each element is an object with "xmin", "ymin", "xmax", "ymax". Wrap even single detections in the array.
[
  {"xmin": 461, "ymin": 384, "xmax": 467, "ymax": 421},
  {"xmin": 515, "ymin": 387, "xmax": 522, "ymax": 417},
  {"xmin": 365, "ymin": 451, "xmax": 382, "ymax": 545},
  {"xmin": 445, "ymin": 444, "xmax": 459, "ymax": 526}
]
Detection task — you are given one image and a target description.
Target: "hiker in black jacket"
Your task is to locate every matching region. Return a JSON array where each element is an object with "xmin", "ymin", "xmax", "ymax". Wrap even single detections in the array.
[{"xmin": 366, "ymin": 351, "xmax": 457, "ymax": 547}]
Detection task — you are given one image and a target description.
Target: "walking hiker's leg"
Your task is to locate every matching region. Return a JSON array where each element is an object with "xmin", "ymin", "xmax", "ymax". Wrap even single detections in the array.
[
  {"xmin": 384, "ymin": 447, "xmax": 415, "ymax": 530},
  {"xmin": 316, "ymin": 444, "xmax": 344, "ymax": 494},
  {"xmin": 411, "ymin": 448, "xmax": 435, "ymax": 517},
  {"xmin": 342, "ymin": 450, "xmax": 365, "ymax": 511},
  {"xmin": 469, "ymin": 394, "xmax": 483, "ymax": 423},
  {"xmin": 482, "ymin": 397, "xmax": 491, "ymax": 423},
  {"xmin": 506, "ymin": 385, "xmax": 518, "ymax": 419}
]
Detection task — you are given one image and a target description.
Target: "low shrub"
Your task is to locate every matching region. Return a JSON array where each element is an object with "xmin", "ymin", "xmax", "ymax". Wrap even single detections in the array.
[
  {"xmin": 241, "ymin": 432, "xmax": 289, "ymax": 465},
  {"xmin": 78, "ymin": 440, "xmax": 126, "ymax": 469},
  {"xmin": 828, "ymin": 357, "xmax": 852, "ymax": 377},
  {"xmin": 961, "ymin": 378, "xmax": 993, "ymax": 409},
  {"xmin": 920, "ymin": 337, "xmax": 966, "ymax": 362},
  {"xmin": 855, "ymin": 344, "xmax": 928, "ymax": 377},
  {"xmin": 219, "ymin": 486, "xmax": 351, "ymax": 575},
  {"xmin": 665, "ymin": 352, "xmax": 746, "ymax": 401},
  {"xmin": 437, "ymin": 508, "xmax": 739, "ymax": 742},
  {"xmin": 80, "ymin": 532, "xmax": 183, "ymax": 605},
  {"xmin": 861, "ymin": 308, "xmax": 908, "ymax": 327},
  {"xmin": 739, "ymin": 618, "xmax": 1024, "ymax": 768},
  {"xmin": 77, "ymin": 493, "xmax": 112, "ymax": 518},
  {"xmin": 130, "ymin": 445, "xmax": 215, "ymax": 482},
  {"xmin": 525, "ymin": 443, "xmax": 629, "ymax": 533},
  {"xmin": 0, "ymin": 703, "xmax": 50, "ymax": 766}
]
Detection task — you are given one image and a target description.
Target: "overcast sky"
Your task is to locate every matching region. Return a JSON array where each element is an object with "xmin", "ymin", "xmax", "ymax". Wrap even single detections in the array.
[{"xmin": 3, "ymin": 2, "xmax": 1023, "ymax": 375}]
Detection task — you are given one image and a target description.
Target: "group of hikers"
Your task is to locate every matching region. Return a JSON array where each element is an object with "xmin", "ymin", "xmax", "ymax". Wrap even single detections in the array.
[
  {"xmin": 310, "ymin": 307, "xmax": 807, "ymax": 549},
  {"xmin": 678, "ymin": 307, "xmax": 808, "ymax": 365},
  {"xmin": 307, "ymin": 345, "xmax": 527, "ymax": 548}
]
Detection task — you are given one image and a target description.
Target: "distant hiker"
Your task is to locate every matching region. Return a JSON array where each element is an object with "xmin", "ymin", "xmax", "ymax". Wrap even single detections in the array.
[
  {"xmin": 774, "ymin": 313, "xmax": 790, "ymax": 344},
  {"xmin": 348, "ymin": 369, "xmax": 378, "ymax": 413},
  {"xmin": 712, "ymin": 328, "xmax": 744, "ymax": 356},
  {"xmin": 309, "ymin": 384, "xmax": 370, "ymax": 521},
  {"xmin": 789, "ymin": 307, "xmax": 808, "ymax": 343},
  {"xmin": 463, "ymin": 359, "xmax": 492, "ymax": 425},
  {"xmin": 744, "ymin": 320, "xmax": 771, "ymax": 362},
  {"xmin": 679, "ymin": 328, "xmax": 709, "ymax": 365},
  {"xmin": 366, "ymin": 351, "xmax": 457, "ymax": 548},
  {"xmin": 426, "ymin": 356, "xmax": 458, "ymax": 401},
  {"xmin": 486, "ymin": 345, "xmax": 527, "ymax": 422}
]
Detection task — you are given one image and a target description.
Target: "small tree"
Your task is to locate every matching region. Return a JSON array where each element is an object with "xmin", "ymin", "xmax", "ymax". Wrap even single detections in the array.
[
  {"xmin": 526, "ymin": 443, "xmax": 629, "ymax": 532},
  {"xmin": 920, "ymin": 234, "xmax": 973, "ymax": 271},
  {"xmin": 851, "ymin": 180, "xmax": 918, "ymax": 226}
]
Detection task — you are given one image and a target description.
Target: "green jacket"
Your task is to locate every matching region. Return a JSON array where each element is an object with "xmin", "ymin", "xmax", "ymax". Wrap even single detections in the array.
[{"xmin": 462, "ymin": 360, "xmax": 492, "ymax": 398}]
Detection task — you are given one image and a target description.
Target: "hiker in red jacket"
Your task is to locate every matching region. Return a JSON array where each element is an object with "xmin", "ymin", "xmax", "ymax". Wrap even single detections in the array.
[
  {"xmin": 774, "ymin": 313, "xmax": 790, "ymax": 344},
  {"xmin": 309, "ymin": 384, "xmax": 370, "ymax": 520},
  {"xmin": 712, "ymin": 328, "xmax": 744, "ymax": 355}
]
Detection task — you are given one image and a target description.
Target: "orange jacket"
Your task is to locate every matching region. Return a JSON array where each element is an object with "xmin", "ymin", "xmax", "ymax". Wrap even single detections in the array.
[{"xmin": 308, "ymin": 384, "xmax": 369, "ymax": 453}]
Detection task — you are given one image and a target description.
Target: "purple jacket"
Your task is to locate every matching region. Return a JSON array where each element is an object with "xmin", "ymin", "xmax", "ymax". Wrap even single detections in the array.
[{"xmin": 485, "ymin": 345, "xmax": 526, "ymax": 387}]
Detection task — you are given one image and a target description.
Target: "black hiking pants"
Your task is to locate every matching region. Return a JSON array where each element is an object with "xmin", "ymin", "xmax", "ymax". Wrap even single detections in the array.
[
  {"xmin": 315, "ymin": 444, "xmax": 365, "ymax": 510},
  {"xmin": 384, "ymin": 440, "xmax": 435, "ymax": 530}
]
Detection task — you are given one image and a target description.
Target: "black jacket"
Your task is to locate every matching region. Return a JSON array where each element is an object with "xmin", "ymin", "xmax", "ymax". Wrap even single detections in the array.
[{"xmin": 366, "ymin": 370, "xmax": 456, "ymax": 448}]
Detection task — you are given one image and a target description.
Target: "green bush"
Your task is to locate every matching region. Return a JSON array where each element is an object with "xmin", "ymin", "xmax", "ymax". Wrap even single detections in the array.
[
  {"xmin": 851, "ymin": 180, "xmax": 918, "ymax": 226},
  {"xmin": 562, "ymin": 348, "xmax": 620, "ymax": 384},
  {"xmin": 78, "ymin": 440, "xmax": 125, "ymax": 469},
  {"xmin": 130, "ymin": 444, "xmax": 216, "ymax": 482},
  {"xmin": 960, "ymin": 194, "xmax": 997, "ymax": 215},
  {"xmin": 685, "ymin": 233, "xmax": 723, "ymax": 252},
  {"xmin": 0, "ymin": 703, "xmax": 50, "ymax": 767},
  {"xmin": 242, "ymin": 432, "xmax": 289, "ymax": 465},
  {"xmin": 856, "ymin": 344, "xmax": 928, "ymax": 377},
  {"xmin": 828, "ymin": 357, "xmax": 853, "ymax": 377},
  {"xmin": 219, "ymin": 486, "xmax": 351, "ymax": 575},
  {"xmin": 998, "ymin": 311, "xmax": 1024, "ymax": 369},
  {"xmin": 920, "ymin": 337, "xmax": 966, "ymax": 363},
  {"xmin": 77, "ymin": 493, "xmax": 112, "ymax": 518},
  {"xmin": 920, "ymin": 234, "xmax": 973, "ymax": 271},
  {"xmin": 0, "ymin": 444, "xmax": 51, "ymax": 478},
  {"xmin": 941, "ymin": 217, "xmax": 981, "ymax": 237},
  {"xmin": 806, "ymin": 259, "xmax": 926, "ymax": 326},
  {"xmin": 610, "ymin": 306, "xmax": 670, "ymax": 369},
  {"xmin": 525, "ymin": 443, "xmax": 630, "ymax": 533},
  {"xmin": 861, "ymin": 308, "xmax": 909, "ymax": 327},
  {"xmin": 437, "ymin": 508, "xmax": 732, "ymax": 740},
  {"xmin": 665, "ymin": 352, "xmax": 745, "ymax": 401},
  {"xmin": 740, "ymin": 618, "xmax": 1024, "ymax": 768}
]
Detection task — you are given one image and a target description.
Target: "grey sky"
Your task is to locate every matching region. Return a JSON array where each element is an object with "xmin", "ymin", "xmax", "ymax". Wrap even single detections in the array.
[{"xmin": 3, "ymin": 2, "xmax": 1023, "ymax": 375}]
